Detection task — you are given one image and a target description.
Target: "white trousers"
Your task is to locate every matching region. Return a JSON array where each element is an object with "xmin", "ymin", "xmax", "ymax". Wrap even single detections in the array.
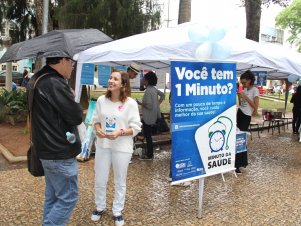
[{"xmin": 94, "ymin": 148, "xmax": 132, "ymax": 216}]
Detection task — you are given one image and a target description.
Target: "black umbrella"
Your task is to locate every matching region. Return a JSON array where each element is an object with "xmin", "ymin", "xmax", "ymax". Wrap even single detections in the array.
[{"xmin": 0, "ymin": 29, "xmax": 112, "ymax": 63}]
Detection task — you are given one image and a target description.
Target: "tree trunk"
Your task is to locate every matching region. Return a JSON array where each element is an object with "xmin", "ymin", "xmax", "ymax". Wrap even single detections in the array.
[
  {"xmin": 34, "ymin": 0, "xmax": 43, "ymax": 36},
  {"xmin": 245, "ymin": 0, "xmax": 261, "ymax": 42},
  {"xmin": 178, "ymin": 0, "xmax": 191, "ymax": 24}
]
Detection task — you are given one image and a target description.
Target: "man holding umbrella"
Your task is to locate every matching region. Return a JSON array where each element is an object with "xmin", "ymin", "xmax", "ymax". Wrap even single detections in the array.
[{"xmin": 27, "ymin": 57, "xmax": 83, "ymax": 226}]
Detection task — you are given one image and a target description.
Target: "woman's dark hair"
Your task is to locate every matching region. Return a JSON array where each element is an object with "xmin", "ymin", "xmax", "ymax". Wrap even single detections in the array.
[
  {"xmin": 240, "ymin": 70, "xmax": 255, "ymax": 85},
  {"xmin": 23, "ymin": 69, "xmax": 29, "ymax": 77},
  {"xmin": 105, "ymin": 70, "xmax": 131, "ymax": 102},
  {"xmin": 144, "ymin": 71, "xmax": 157, "ymax": 86}
]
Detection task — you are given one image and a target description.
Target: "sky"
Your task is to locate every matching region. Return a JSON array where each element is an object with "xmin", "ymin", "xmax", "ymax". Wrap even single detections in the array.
[{"xmin": 160, "ymin": 0, "xmax": 286, "ymax": 36}]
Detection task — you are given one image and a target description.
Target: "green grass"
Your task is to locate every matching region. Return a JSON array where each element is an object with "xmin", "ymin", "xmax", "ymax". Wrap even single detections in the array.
[
  {"xmin": 90, "ymin": 90, "xmax": 292, "ymax": 114},
  {"xmin": 259, "ymin": 98, "xmax": 292, "ymax": 112}
]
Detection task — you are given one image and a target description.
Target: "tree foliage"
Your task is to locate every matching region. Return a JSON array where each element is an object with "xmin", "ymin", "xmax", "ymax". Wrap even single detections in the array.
[
  {"xmin": 0, "ymin": 1, "xmax": 6, "ymax": 32},
  {"xmin": 54, "ymin": 0, "xmax": 161, "ymax": 39},
  {"xmin": 3, "ymin": 0, "xmax": 37, "ymax": 42},
  {"xmin": 276, "ymin": 0, "xmax": 301, "ymax": 51},
  {"xmin": 0, "ymin": 0, "xmax": 161, "ymax": 43}
]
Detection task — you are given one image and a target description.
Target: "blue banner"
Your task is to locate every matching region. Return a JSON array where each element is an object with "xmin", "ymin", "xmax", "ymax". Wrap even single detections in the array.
[
  {"xmin": 236, "ymin": 132, "xmax": 247, "ymax": 154},
  {"xmin": 98, "ymin": 65, "xmax": 111, "ymax": 86},
  {"xmin": 114, "ymin": 65, "xmax": 127, "ymax": 71},
  {"xmin": 81, "ymin": 63, "xmax": 94, "ymax": 85},
  {"xmin": 171, "ymin": 61, "xmax": 237, "ymax": 184},
  {"xmin": 79, "ymin": 101, "xmax": 97, "ymax": 160},
  {"xmin": 253, "ymin": 71, "xmax": 267, "ymax": 86}
]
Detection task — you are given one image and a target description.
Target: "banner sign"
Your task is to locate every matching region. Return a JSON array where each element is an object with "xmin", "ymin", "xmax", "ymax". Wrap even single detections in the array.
[
  {"xmin": 253, "ymin": 71, "xmax": 267, "ymax": 86},
  {"xmin": 114, "ymin": 65, "xmax": 127, "ymax": 71},
  {"xmin": 98, "ymin": 65, "xmax": 111, "ymax": 86},
  {"xmin": 171, "ymin": 61, "xmax": 236, "ymax": 184},
  {"xmin": 81, "ymin": 63, "xmax": 94, "ymax": 85},
  {"xmin": 235, "ymin": 132, "xmax": 247, "ymax": 154}
]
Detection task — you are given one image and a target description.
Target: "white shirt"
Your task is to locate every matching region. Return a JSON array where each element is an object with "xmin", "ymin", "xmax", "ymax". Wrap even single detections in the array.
[
  {"xmin": 92, "ymin": 95, "xmax": 142, "ymax": 153},
  {"xmin": 239, "ymin": 87, "xmax": 259, "ymax": 116}
]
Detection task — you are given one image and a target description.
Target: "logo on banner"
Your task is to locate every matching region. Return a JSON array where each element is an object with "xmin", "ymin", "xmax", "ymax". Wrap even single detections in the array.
[
  {"xmin": 208, "ymin": 116, "xmax": 233, "ymax": 152},
  {"xmin": 195, "ymin": 107, "xmax": 235, "ymax": 172}
]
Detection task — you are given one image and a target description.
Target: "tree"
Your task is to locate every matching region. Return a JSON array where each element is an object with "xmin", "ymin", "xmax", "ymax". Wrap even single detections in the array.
[
  {"xmin": 54, "ymin": 0, "xmax": 161, "ymax": 39},
  {"xmin": 276, "ymin": 0, "xmax": 301, "ymax": 51},
  {"xmin": 4, "ymin": 0, "xmax": 37, "ymax": 42},
  {"xmin": 178, "ymin": 0, "xmax": 191, "ymax": 24},
  {"xmin": 0, "ymin": 1, "xmax": 6, "ymax": 33},
  {"xmin": 244, "ymin": 0, "xmax": 290, "ymax": 42}
]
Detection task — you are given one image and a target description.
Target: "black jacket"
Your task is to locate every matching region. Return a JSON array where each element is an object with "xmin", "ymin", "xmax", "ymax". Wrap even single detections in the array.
[
  {"xmin": 27, "ymin": 65, "xmax": 83, "ymax": 160},
  {"xmin": 290, "ymin": 92, "xmax": 301, "ymax": 113}
]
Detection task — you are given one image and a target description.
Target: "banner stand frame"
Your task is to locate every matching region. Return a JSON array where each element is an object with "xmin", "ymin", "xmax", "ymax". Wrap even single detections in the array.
[
  {"xmin": 197, "ymin": 178, "xmax": 205, "ymax": 218},
  {"xmin": 221, "ymin": 170, "xmax": 237, "ymax": 182},
  {"xmin": 197, "ymin": 170, "xmax": 237, "ymax": 218}
]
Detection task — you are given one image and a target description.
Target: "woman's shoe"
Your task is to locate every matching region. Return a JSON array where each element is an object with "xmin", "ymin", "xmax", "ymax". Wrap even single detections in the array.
[{"xmin": 235, "ymin": 168, "xmax": 242, "ymax": 174}]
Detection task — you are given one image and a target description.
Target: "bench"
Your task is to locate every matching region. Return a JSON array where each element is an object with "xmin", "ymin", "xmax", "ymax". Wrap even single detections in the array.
[{"xmin": 134, "ymin": 112, "xmax": 171, "ymax": 148}]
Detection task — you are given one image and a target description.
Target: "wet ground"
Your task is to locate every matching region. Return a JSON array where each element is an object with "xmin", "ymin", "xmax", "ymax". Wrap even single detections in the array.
[{"xmin": 0, "ymin": 128, "xmax": 301, "ymax": 226}]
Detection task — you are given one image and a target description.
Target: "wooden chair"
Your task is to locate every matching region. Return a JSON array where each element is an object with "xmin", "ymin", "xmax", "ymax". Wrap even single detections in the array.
[
  {"xmin": 271, "ymin": 111, "xmax": 285, "ymax": 134},
  {"xmin": 276, "ymin": 108, "xmax": 292, "ymax": 129}
]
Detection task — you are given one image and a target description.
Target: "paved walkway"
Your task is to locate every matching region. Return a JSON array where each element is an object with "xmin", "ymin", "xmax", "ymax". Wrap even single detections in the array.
[{"xmin": 0, "ymin": 125, "xmax": 300, "ymax": 225}]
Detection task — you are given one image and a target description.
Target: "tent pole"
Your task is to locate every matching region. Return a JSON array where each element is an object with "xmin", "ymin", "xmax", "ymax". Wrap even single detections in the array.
[
  {"xmin": 285, "ymin": 79, "xmax": 290, "ymax": 110},
  {"xmin": 41, "ymin": 0, "xmax": 49, "ymax": 67}
]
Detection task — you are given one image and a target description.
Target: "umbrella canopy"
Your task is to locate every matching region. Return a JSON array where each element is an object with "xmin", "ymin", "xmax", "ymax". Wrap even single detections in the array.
[{"xmin": 0, "ymin": 29, "xmax": 112, "ymax": 63}]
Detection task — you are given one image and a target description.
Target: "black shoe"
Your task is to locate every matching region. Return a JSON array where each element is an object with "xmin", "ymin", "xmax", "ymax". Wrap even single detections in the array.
[
  {"xmin": 235, "ymin": 168, "xmax": 242, "ymax": 174},
  {"xmin": 139, "ymin": 155, "xmax": 153, "ymax": 161}
]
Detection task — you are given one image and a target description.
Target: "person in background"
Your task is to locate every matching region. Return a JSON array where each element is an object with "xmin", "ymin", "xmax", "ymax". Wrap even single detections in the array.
[
  {"xmin": 12, "ymin": 82, "xmax": 17, "ymax": 91},
  {"xmin": 236, "ymin": 70, "xmax": 259, "ymax": 174},
  {"xmin": 91, "ymin": 70, "xmax": 141, "ymax": 226},
  {"xmin": 27, "ymin": 57, "xmax": 83, "ymax": 226},
  {"xmin": 21, "ymin": 68, "xmax": 30, "ymax": 87},
  {"xmin": 127, "ymin": 63, "xmax": 141, "ymax": 162},
  {"xmin": 290, "ymin": 85, "xmax": 301, "ymax": 135},
  {"xmin": 137, "ymin": 71, "xmax": 165, "ymax": 160},
  {"xmin": 127, "ymin": 63, "xmax": 141, "ymax": 79}
]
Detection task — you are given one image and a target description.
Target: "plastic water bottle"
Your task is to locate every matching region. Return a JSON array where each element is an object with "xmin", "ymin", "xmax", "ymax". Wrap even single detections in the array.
[{"xmin": 66, "ymin": 132, "xmax": 76, "ymax": 144}]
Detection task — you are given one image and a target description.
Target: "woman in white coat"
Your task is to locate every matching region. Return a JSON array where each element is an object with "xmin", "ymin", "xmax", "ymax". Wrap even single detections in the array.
[{"xmin": 91, "ymin": 70, "xmax": 141, "ymax": 226}]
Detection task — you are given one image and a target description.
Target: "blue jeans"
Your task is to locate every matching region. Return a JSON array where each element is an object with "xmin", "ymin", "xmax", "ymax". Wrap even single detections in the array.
[{"xmin": 40, "ymin": 158, "xmax": 78, "ymax": 226}]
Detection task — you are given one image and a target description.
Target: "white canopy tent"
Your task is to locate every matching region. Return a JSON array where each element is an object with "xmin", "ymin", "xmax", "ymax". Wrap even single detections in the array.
[{"xmin": 74, "ymin": 22, "xmax": 301, "ymax": 101}]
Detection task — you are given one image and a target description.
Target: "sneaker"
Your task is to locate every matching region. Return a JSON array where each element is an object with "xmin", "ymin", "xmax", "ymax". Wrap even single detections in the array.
[
  {"xmin": 139, "ymin": 155, "xmax": 153, "ymax": 161},
  {"xmin": 114, "ymin": 215, "xmax": 125, "ymax": 226},
  {"xmin": 235, "ymin": 168, "xmax": 242, "ymax": 174},
  {"xmin": 91, "ymin": 210, "xmax": 105, "ymax": 221}
]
